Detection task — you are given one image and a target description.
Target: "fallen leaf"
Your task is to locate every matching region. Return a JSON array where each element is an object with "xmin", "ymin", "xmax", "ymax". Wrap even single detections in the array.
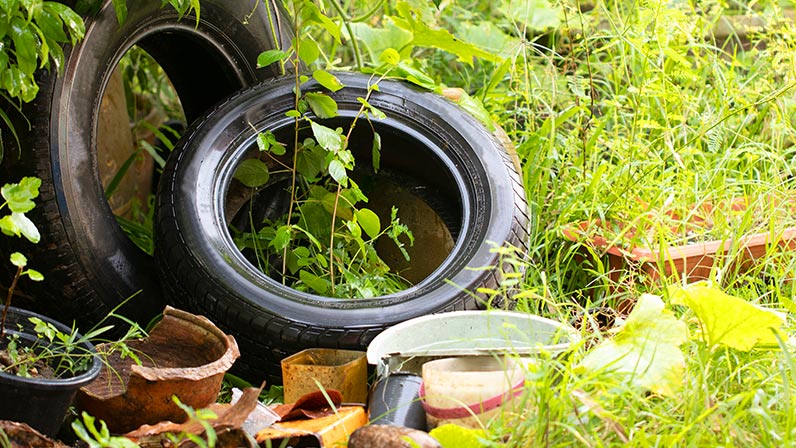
[
  {"xmin": 429, "ymin": 424, "xmax": 486, "ymax": 448},
  {"xmin": 578, "ymin": 294, "xmax": 687, "ymax": 396},
  {"xmin": 669, "ymin": 283, "xmax": 784, "ymax": 351}
]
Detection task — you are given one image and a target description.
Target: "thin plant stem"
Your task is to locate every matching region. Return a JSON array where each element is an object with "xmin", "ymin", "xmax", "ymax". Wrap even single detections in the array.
[
  {"xmin": 351, "ymin": 0, "xmax": 386, "ymax": 22},
  {"xmin": 328, "ymin": 76, "xmax": 384, "ymax": 292},
  {"xmin": 283, "ymin": 0, "xmax": 304, "ymax": 281},
  {"xmin": 0, "ymin": 266, "xmax": 22, "ymax": 338},
  {"xmin": 327, "ymin": 0, "xmax": 363, "ymax": 71}
]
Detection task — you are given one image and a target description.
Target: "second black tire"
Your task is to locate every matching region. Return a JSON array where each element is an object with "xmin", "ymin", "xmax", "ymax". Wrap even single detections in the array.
[
  {"xmin": 0, "ymin": 0, "xmax": 292, "ymax": 329},
  {"xmin": 155, "ymin": 73, "xmax": 530, "ymax": 383}
]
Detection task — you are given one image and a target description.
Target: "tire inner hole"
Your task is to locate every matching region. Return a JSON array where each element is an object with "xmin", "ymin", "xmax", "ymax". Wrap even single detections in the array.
[{"xmin": 226, "ymin": 118, "xmax": 464, "ymax": 288}]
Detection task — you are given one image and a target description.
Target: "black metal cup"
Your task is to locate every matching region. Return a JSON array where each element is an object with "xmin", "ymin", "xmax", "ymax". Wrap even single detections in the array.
[{"xmin": 368, "ymin": 373, "xmax": 427, "ymax": 431}]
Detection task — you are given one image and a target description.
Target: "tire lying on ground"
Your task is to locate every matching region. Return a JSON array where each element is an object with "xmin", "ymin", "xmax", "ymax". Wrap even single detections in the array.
[
  {"xmin": 155, "ymin": 72, "xmax": 530, "ymax": 383},
  {"xmin": 0, "ymin": 0, "xmax": 292, "ymax": 329}
]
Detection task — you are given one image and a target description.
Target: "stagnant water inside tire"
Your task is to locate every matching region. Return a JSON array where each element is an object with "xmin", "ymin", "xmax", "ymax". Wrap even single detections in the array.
[{"xmin": 226, "ymin": 119, "xmax": 464, "ymax": 296}]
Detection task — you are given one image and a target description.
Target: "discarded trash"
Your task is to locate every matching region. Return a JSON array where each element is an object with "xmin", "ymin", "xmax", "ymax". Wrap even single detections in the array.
[
  {"xmin": 420, "ymin": 357, "xmax": 524, "ymax": 429},
  {"xmin": 367, "ymin": 310, "xmax": 578, "ymax": 377},
  {"xmin": 368, "ymin": 372, "xmax": 427, "ymax": 430},
  {"xmin": 273, "ymin": 389, "xmax": 343, "ymax": 421},
  {"xmin": 76, "ymin": 306, "xmax": 240, "ymax": 433},
  {"xmin": 0, "ymin": 420, "xmax": 69, "ymax": 448},
  {"xmin": 256, "ymin": 406, "xmax": 367, "ymax": 447},
  {"xmin": 281, "ymin": 348, "xmax": 367, "ymax": 404},
  {"xmin": 230, "ymin": 387, "xmax": 280, "ymax": 435},
  {"xmin": 348, "ymin": 425, "xmax": 441, "ymax": 448},
  {"xmin": 125, "ymin": 386, "xmax": 263, "ymax": 448}
]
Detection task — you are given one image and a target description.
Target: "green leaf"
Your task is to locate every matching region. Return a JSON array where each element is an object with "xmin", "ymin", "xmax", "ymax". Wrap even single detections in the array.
[
  {"xmin": 578, "ymin": 294, "xmax": 688, "ymax": 396},
  {"xmin": 271, "ymin": 225, "xmax": 292, "ymax": 251},
  {"xmin": 257, "ymin": 49, "xmax": 289, "ymax": 68},
  {"xmin": 300, "ymin": 269, "xmax": 330, "ymax": 295},
  {"xmin": 293, "ymin": 246, "xmax": 312, "ymax": 267},
  {"xmin": 111, "ymin": 0, "xmax": 128, "ymax": 25},
  {"xmin": 395, "ymin": 61, "xmax": 437, "ymax": 91},
  {"xmin": 357, "ymin": 98, "xmax": 386, "ymax": 120},
  {"xmin": 296, "ymin": 144, "xmax": 324, "ymax": 179},
  {"xmin": 429, "ymin": 424, "xmax": 487, "ymax": 448},
  {"xmin": 0, "ymin": 215, "xmax": 17, "ymax": 238},
  {"xmin": 305, "ymin": 92, "xmax": 338, "ymax": 119},
  {"xmin": 46, "ymin": 37, "xmax": 65, "ymax": 73},
  {"xmin": 31, "ymin": 318, "xmax": 57, "ymax": 341},
  {"xmin": 372, "ymin": 131, "xmax": 381, "ymax": 172},
  {"xmin": 355, "ymin": 208, "xmax": 381, "ymax": 239},
  {"xmin": 26, "ymin": 269, "xmax": 43, "ymax": 281},
  {"xmin": 345, "ymin": 219, "xmax": 362, "ymax": 239},
  {"xmin": 297, "ymin": 37, "xmax": 320, "ymax": 66},
  {"xmin": 233, "ymin": 159, "xmax": 270, "ymax": 188},
  {"xmin": 312, "ymin": 70, "xmax": 344, "ymax": 92},
  {"xmin": 310, "ymin": 121, "xmax": 343, "ymax": 153},
  {"xmin": 379, "ymin": 48, "xmax": 401, "ymax": 66},
  {"xmin": 669, "ymin": 283, "xmax": 785, "ymax": 351},
  {"xmin": 11, "ymin": 212, "xmax": 40, "ymax": 243},
  {"xmin": 34, "ymin": 7, "xmax": 67, "ymax": 43},
  {"xmin": 456, "ymin": 21, "xmax": 520, "ymax": 57},
  {"xmin": 300, "ymin": 0, "xmax": 340, "ymax": 43},
  {"xmin": 0, "ymin": 0, "xmax": 14, "ymax": 14},
  {"xmin": 9, "ymin": 18, "xmax": 37, "ymax": 74},
  {"xmin": 504, "ymin": 0, "xmax": 562, "ymax": 32},
  {"xmin": 2, "ymin": 177, "xmax": 41, "ymax": 213},
  {"xmin": 350, "ymin": 21, "xmax": 412, "ymax": 64},
  {"xmin": 328, "ymin": 159, "xmax": 347, "ymax": 185},
  {"xmin": 256, "ymin": 132, "xmax": 272, "ymax": 153},
  {"xmin": 392, "ymin": 3, "xmax": 502, "ymax": 66},
  {"xmin": 454, "ymin": 90, "xmax": 496, "ymax": 131},
  {"xmin": 9, "ymin": 252, "xmax": 27, "ymax": 268},
  {"xmin": 285, "ymin": 109, "xmax": 301, "ymax": 118},
  {"xmin": 298, "ymin": 202, "xmax": 332, "ymax": 244},
  {"xmin": 321, "ymin": 192, "xmax": 353, "ymax": 221},
  {"xmin": 259, "ymin": 131, "xmax": 286, "ymax": 156},
  {"xmin": 47, "ymin": 3, "xmax": 86, "ymax": 44}
]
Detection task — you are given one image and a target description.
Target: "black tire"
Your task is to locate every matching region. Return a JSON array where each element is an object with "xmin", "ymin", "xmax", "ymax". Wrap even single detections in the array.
[
  {"xmin": 155, "ymin": 72, "xmax": 530, "ymax": 383},
  {"xmin": 0, "ymin": 0, "xmax": 292, "ymax": 328}
]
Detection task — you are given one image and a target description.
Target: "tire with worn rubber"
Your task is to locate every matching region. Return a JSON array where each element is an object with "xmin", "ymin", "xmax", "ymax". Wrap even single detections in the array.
[
  {"xmin": 0, "ymin": 0, "xmax": 292, "ymax": 328},
  {"xmin": 155, "ymin": 72, "xmax": 530, "ymax": 383}
]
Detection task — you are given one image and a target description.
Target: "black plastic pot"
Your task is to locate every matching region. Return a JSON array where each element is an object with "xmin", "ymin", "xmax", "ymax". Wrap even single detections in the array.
[{"xmin": 0, "ymin": 307, "xmax": 101, "ymax": 437}]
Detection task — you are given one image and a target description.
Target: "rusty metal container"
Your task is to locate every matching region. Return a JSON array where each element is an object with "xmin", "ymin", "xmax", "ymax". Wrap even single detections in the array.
[{"xmin": 281, "ymin": 348, "xmax": 367, "ymax": 405}]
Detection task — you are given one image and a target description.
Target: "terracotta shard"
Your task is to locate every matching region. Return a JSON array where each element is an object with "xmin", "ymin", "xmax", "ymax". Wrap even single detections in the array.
[{"xmin": 76, "ymin": 306, "xmax": 240, "ymax": 434}]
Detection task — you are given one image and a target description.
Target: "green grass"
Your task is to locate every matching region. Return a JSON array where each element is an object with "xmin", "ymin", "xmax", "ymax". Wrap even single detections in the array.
[{"xmin": 322, "ymin": 0, "xmax": 796, "ymax": 445}]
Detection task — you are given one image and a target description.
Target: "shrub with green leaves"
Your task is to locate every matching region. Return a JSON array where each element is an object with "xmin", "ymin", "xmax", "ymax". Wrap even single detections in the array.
[
  {"xmin": 0, "ymin": 1, "xmax": 85, "ymax": 159},
  {"xmin": 232, "ymin": 0, "xmax": 508, "ymax": 299},
  {"xmin": 236, "ymin": 18, "xmax": 416, "ymax": 298},
  {"xmin": 0, "ymin": 1, "xmax": 85, "ymax": 104}
]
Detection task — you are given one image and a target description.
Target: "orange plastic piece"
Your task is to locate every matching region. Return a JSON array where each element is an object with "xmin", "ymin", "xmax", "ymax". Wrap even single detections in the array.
[{"xmin": 255, "ymin": 406, "xmax": 367, "ymax": 447}]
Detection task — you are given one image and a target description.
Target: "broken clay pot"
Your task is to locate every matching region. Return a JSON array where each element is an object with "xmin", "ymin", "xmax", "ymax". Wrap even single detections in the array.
[
  {"xmin": 0, "ymin": 421, "xmax": 69, "ymax": 448},
  {"xmin": 76, "ymin": 306, "xmax": 240, "ymax": 433}
]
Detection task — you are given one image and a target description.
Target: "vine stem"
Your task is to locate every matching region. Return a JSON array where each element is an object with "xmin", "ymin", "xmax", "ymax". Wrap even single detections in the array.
[
  {"xmin": 282, "ymin": 0, "xmax": 303, "ymax": 281},
  {"xmin": 328, "ymin": 0, "xmax": 363, "ymax": 71},
  {"xmin": 351, "ymin": 0, "xmax": 386, "ymax": 22},
  {"xmin": 328, "ymin": 74, "xmax": 386, "ymax": 294},
  {"xmin": 1, "ymin": 266, "xmax": 22, "ymax": 338}
]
